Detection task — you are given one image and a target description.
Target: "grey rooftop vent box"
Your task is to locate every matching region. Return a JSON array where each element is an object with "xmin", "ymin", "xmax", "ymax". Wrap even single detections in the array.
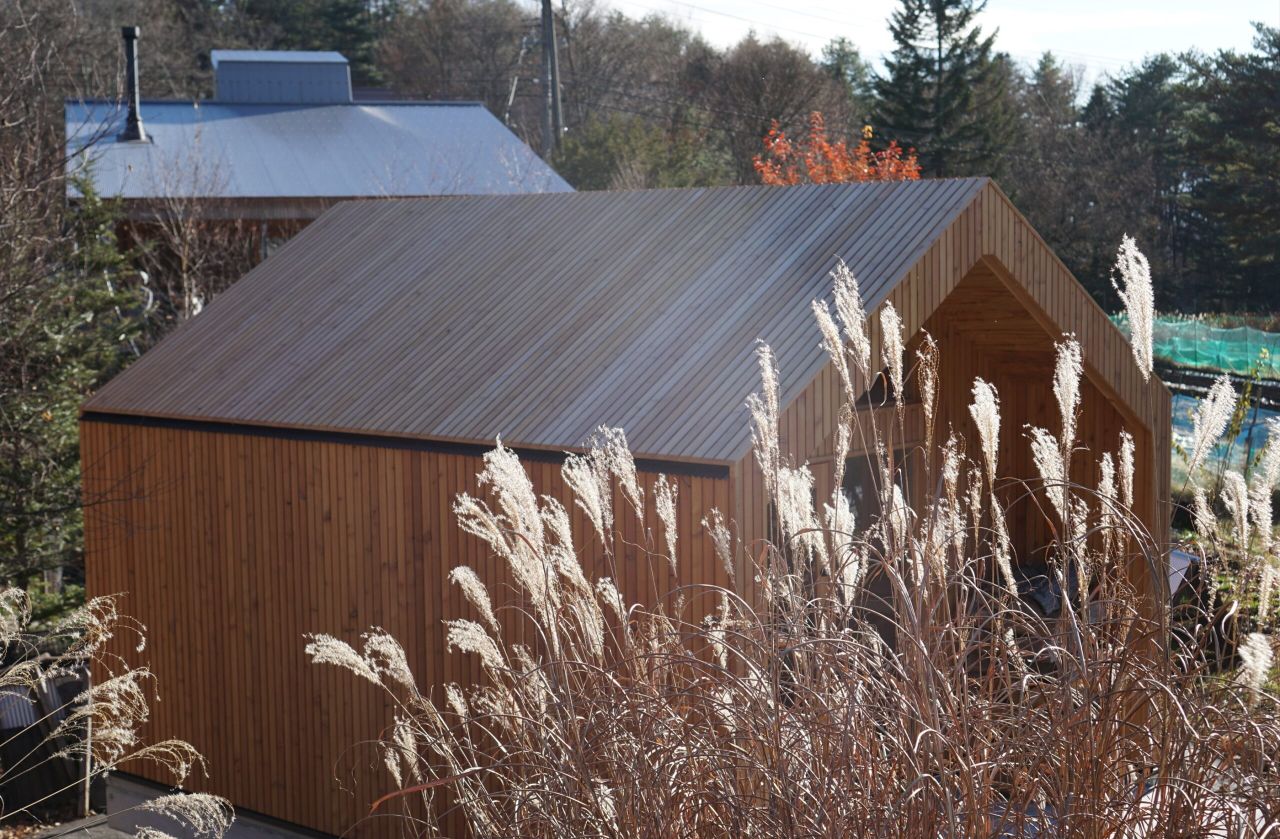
[{"xmin": 212, "ymin": 50, "xmax": 352, "ymax": 104}]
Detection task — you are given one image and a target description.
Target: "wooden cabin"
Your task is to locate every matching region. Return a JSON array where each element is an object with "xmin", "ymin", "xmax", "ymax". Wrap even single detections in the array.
[{"xmin": 81, "ymin": 179, "xmax": 1171, "ymax": 838}]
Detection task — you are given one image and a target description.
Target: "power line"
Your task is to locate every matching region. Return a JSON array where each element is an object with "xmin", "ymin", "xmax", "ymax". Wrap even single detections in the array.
[
  {"xmin": 610, "ymin": 0, "xmax": 1139, "ymax": 72},
  {"xmin": 609, "ymin": 0, "xmax": 835, "ymax": 44},
  {"xmin": 496, "ymin": 1, "xmax": 1141, "ymax": 74},
  {"xmin": 737, "ymin": 0, "xmax": 865, "ymax": 29}
]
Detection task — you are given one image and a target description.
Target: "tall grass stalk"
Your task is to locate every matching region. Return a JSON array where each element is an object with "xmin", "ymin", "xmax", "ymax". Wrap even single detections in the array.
[
  {"xmin": 0, "ymin": 590, "xmax": 232, "ymax": 838},
  {"xmin": 312, "ymin": 253, "xmax": 1278, "ymax": 838}
]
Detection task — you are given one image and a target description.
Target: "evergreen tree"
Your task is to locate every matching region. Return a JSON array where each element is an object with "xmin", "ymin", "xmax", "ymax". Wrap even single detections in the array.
[
  {"xmin": 821, "ymin": 37, "xmax": 877, "ymax": 125},
  {"xmin": 873, "ymin": 0, "xmax": 1015, "ymax": 177},
  {"xmin": 1002, "ymin": 55, "xmax": 1089, "ymax": 279},
  {"xmin": 1101, "ymin": 54, "xmax": 1194, "ymax": 307},
  {"xmin": 0, "ymin": 181, "xmax": 140, "ymax": 601},
  {"xmin": 233, "ymin": 0, "xmax": 387, "ymax": 84},
  {"xmin": 1183, "ymin": 25, "xmax": 1280, "ymax": 310},
  {"xmin": 1080, "ymin": 82, "xmax": 1113, "ymax": 131},
  {"xmin": 1023, "ymin": 52, "xmax": 1078, "ymax": 129}
]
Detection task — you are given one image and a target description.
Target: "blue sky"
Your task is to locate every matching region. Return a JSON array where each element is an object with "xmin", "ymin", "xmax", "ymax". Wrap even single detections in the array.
[{"xmin": 602, "ymin": 0, "xmax": 1278, "ymax": 81}]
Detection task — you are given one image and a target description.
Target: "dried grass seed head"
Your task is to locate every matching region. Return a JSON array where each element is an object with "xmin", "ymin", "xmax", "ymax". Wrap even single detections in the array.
[
  {"xmin": 1027, "ymin": 425, "xmax": 1068, "ymax": 524},
  {"xmin": 304, "ymin": 634, "xmax": 380, "ymax": 685},
  {"xmin": 831, "ymin": 259, "xmax": 871, "ymax": 378},
  {"xmin": 362, "ymin": 629, "xmax": 417, "ymax": 691},
  {"xmin": 969, "ymin": 378, "xmax": 1001, "ymax": 486},
  {"xmin": 445, "ymin": 620, "xmax": 504, "ymax": 671},
  {"xmin": 589, "ymin": 426, "xmax": 644, "ymax": 515},
  {"xmin": 813, "ymin": 298, "xmax": 854, "ymax": 401},
  {"xmin": 1053, "ymin": 335, "xmax": 1082, "ymax": 451},
  {"xmin": 879, "ymin": 302, "xmax": 905, "ymax": 402},
  {"xmin": 477, "ymin": 440, "xmax": 545, "ymax": 550},
  {"xmin": 138, "ymin": 793, "xmax": 234, "ymax": 839},
  {"xmin": 990, "ymin": 503, "xmax": 1017, "ymax": 597},
  {"xmin": 747, "ymin": 342, "xmax": 782, "ymax": 492},
  {"xmin": 1256, "ymin": 417, "xmax": 1280, "ymax": 491},
  {"xmin": 1222, "ymin": 470, "xmax": 1251, "ymax": 550},
  {"xmin": 654, "ymin": 474, "xmax": 679, "ymax": 575},
  {"xmin": 1236, "ymin": 632, "xmax": 1274, "ymax": 699},
  {"xmin": 449, "ymin": 566, "xmax": 501, "ymax": 634},
  {"xmin": 1249, "ymin": 480, "xmax": 1275, "ymax": 557},
  {"xmin": 1188, "ymin": 376, "xmax": 1236, "ymax": 481},
  {"xmin": 917, "ymin": 332, "xmax": 938, "ymax": 432},
  {"xmin": 1191, "ymin": 487, "xmax": 1216, "ymax": 543},
  {"xmin": 562, "ymin": 452, "xmax": 612, "ymax": 545},
  {"xmin": 1119, "ymin": 430, "xmax": 1135, "ymax": 509},
  {"xmin": 702, "ymin": 509, "xmax": 736, "ymax": 585},
  {"xmin": 1112, "ymin": 235, "xmax": 1155, "ymax": 381}
]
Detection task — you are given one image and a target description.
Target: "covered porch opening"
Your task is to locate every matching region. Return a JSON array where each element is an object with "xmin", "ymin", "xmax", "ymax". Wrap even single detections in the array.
[{"xmin": 898, "ymin": 258, "xmax": 1157, "ymax": 597}]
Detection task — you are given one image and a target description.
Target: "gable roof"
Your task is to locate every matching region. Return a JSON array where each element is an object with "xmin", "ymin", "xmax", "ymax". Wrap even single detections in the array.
[
  {"xmin": 84, "ymin": 180, "xmax": 996, "ymax": 463},
  {"xmin": 64, "ymin": 99, "xmax": 571, "ymax": 202}
]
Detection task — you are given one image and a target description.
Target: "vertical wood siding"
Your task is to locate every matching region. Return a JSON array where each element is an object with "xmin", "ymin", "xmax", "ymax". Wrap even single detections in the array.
[
  {"xmin": 732, "ymin": 183, "xmax": 1171, "ymax": 603},
  {"xmin": 81, "ymin": 421, "xmax": 729, "ymax": 837},
  {"xmin": 84, "ymin": 180, "xmax": 1172, "ymax": 837}
]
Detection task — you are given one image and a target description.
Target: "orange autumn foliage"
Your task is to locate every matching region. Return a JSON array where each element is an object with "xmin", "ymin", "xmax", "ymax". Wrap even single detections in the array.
[{"xmin": 754, "ymin": 112, "xmax": 922, "ymax": 185}]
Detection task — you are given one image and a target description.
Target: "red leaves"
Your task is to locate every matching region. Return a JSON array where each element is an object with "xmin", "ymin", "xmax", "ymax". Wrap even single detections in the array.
[{"xmin": 753, "ymin": 112, "xmax": 922, "ymax": 185}]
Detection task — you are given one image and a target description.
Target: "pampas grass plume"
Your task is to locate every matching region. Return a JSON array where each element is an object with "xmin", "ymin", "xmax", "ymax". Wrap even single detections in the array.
[
  {"xmin": 1188, "ymin": 376, "xmax": 1236, "ymax": 480},
  {"xmin": 1112, "ymin": 235, "xmax": 1155, "ymax": 381}
]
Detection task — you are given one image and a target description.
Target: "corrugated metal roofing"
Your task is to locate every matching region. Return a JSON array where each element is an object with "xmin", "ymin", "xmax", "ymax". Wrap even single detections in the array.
[
  {"xmin": 83, "ymin": 180, "xmax": 987, "ymax": 462},
  {"xmin": 64, "ymin": 100, "xmax": 571, "ymax": 199}
]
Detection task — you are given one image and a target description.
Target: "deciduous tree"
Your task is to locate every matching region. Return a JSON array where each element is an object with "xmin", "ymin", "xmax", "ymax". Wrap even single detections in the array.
[{"xmin": 753, "ymin": 112, "xmax": 920, "ymax": 185}]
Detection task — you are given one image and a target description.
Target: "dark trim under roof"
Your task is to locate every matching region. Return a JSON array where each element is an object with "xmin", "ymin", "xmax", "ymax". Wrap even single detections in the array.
[{"xmin": 80, "ymin": 412, "xmax": 731, "ymax": 479}]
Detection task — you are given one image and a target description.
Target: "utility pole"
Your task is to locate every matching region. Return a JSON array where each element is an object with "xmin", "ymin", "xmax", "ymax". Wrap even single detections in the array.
[
  {"xmin": 540, "ymin": 0, "xmax": 563, "ymax": 158},
  {"xmin": 504, "ymin": 35, "xmax": 531, "ymax": 127}
]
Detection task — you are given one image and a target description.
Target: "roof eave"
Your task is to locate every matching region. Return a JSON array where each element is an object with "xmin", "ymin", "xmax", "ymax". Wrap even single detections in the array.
[{"xmin": 78, "ymin": 407, "xmax": 735, "ymax": 475}]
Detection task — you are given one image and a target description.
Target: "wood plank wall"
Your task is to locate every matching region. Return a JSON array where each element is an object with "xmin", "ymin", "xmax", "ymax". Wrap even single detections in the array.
[
  {"xmin": 920, "ymin": 271, "xmax": 1154, "ymax": 567},
  {"xmin": 83, "ymin": 179, "xmax": 1173, "ymax": 837},
  {"xmin": 81, "ymin": 420, "xmax": 730, "ymax": 838},
  {"xmin": 731, "ymin": 182, "xmax": 1171, "ymax": 601}
]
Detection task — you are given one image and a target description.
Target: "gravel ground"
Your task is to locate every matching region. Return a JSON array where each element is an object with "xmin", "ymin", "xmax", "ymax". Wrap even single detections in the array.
[{"xmin": 29, "ymin": 817, "xmax": 127, "ymax": 839}]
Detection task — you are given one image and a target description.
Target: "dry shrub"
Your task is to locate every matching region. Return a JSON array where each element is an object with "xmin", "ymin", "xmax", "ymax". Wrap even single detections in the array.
[
  {"xmin": 0, "ymin": 590, "xmax": 232, "ymax": 837},
  {"xmin": 312, "ymin": 249, "xmax": 1279, "ymax": 838}
]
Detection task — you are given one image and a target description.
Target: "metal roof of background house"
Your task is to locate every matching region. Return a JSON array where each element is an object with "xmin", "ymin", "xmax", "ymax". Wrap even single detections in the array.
[
  {"xmin": 210, "ymin": 50, "xmax": 347, "ymax": 65},
  {"xmin": 84, "ymin": 180, "xmax": 986, "ymax": 463},
  {"xmin": 210, "ymin": 49, "xmax": 354, "ymax": 103},
  {"xmin": 65, "ymin": 99, "xmax": 571, "ymax": 200}
]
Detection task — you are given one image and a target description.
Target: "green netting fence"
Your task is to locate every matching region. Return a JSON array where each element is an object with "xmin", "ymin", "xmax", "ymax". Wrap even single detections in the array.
[{"xmin": 1111, "ymin": 314, "xmax": 1280, "ymax": 378}]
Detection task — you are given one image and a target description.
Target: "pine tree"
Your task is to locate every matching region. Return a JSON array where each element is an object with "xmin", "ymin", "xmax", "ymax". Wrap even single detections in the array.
[
  {"xmin": 0, "ymin": 180, "xmax": 141, "ymax": 601},
  {"xmin": 1103, "ymin": 54, "xmax": 1194, "ymax": 306},
  {"xmin": 234, "ymin": 0, "xmax": 387, "ymax": 84},
  {"xmin": 873, "ymin": 0, "xmax": 1015, "ymax": 177},
  {"xmin": 821, "ymin": 37, "xmax": 877, "ymax": 125},
  {"xmin": 998, "ymin": 52, "xmax": 1129, "ymax": 303},
  {"xmin": 1080, "ymin": 82, "xmax": 1113, "ymax": 132},
  {"xmin": 1184, "ymin": 25, "xmax": 1280, "ymax": 310}
]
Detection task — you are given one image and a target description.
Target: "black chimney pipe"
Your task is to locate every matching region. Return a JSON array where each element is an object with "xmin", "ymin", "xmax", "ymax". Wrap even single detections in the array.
[{"xmin": 118, "ymin": 26, "xmax": 147, "ymax": 142}]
